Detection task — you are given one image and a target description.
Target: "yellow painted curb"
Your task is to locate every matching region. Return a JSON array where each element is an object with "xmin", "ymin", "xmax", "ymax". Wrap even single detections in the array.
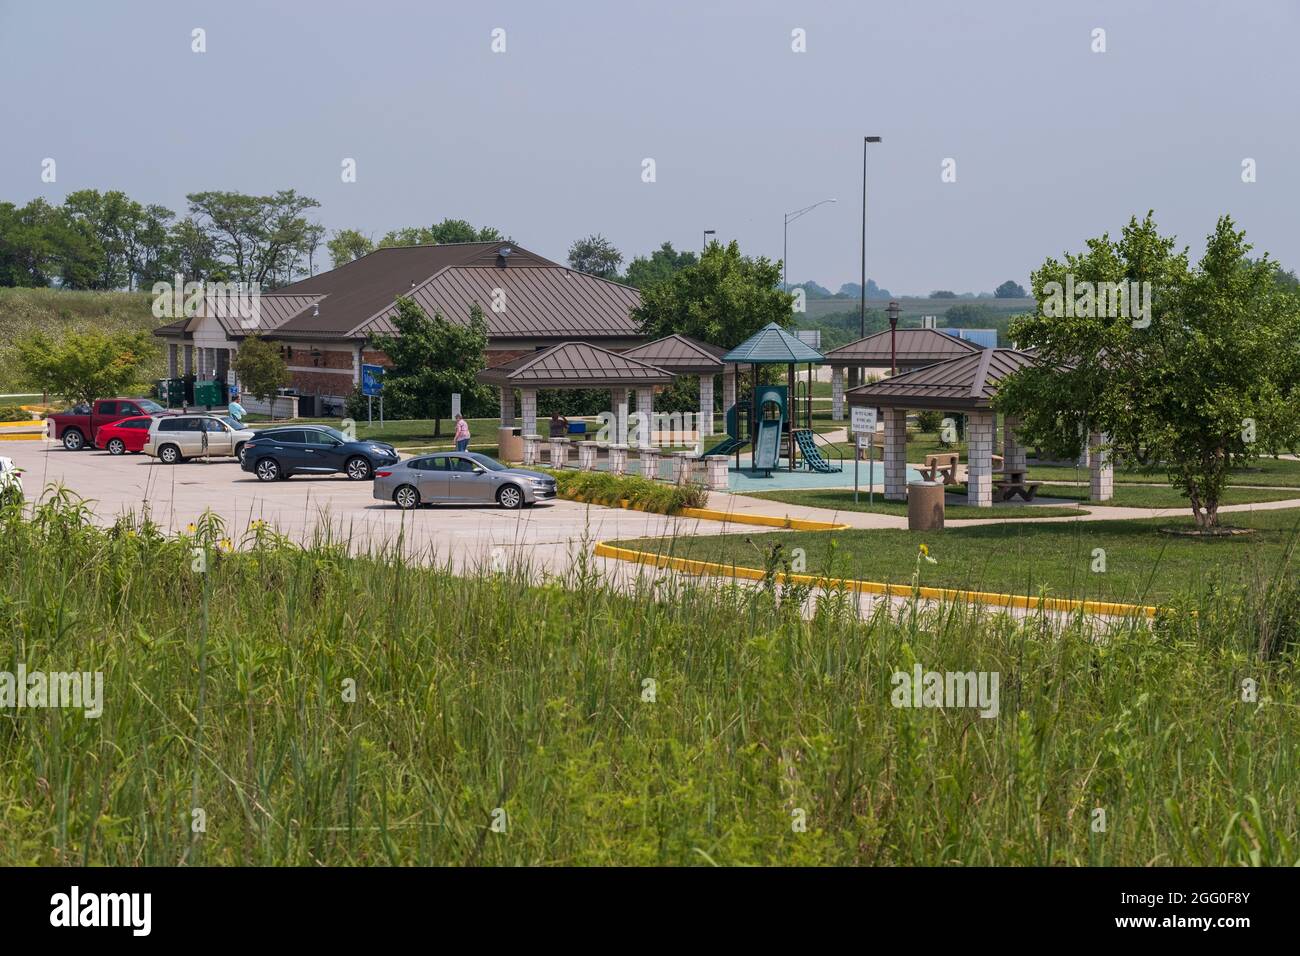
[
  {"xmin": 677, "ymin": 506, "xmax": 848, "ymax": 531},
  {"xmin": 0, "ymin": 433, "xmax": 44, "ymax": 441},
  {"xmin": 593, "ymin": 541, "xmax": 1161, "ymax": 619},
  {"xmin": 0, "ymin": 420, "xmax": 39, "ymax": 427},
  {"xmin": 560, "ymin": 493, "xmax": 848, "ymax": 530}
]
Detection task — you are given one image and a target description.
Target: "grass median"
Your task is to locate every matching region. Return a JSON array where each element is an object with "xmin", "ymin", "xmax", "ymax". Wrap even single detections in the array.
[{"xmin": 614, "ymin": 507, "xmax": 1300, "ymax": 607}]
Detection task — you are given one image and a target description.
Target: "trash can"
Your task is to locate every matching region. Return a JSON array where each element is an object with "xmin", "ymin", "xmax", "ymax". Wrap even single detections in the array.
[
  {"xmin": 907, "ymin": 479, "xmax": 945, "ymax": 531},
  {"xmin": 498, "ymin": 426, "xmax": 523, "ymax": 463}
]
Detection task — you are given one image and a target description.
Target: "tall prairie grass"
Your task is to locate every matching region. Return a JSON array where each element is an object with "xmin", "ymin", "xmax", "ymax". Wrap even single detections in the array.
[{"xmin": 0, "ymin": 489, "xmax": 1296, "ymax": 865}]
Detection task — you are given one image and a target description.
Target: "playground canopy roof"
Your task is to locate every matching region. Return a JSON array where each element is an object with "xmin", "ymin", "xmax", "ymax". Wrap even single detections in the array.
[
  {"xmin": 621, "ymin": 333, "xmax": 727, "ymax": 374},
  {"xmin": 722, "ymin": 322, "xmax": 825, "ymax": 365},
  {"xmin": 822, "ymin": 327, "xmax": 980, "ymax": 368},
  {"xmin": 846, "ymin": 347, "xmax": 1038, "ymax": 411},
  {"xmin": 476, "ymin": 341, "xmax": 674, "ymax": 388}
]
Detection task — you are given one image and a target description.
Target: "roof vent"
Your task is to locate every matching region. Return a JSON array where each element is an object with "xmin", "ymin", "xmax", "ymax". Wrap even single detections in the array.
[{"xmin": 498, "ymin": 246, "xmax": 513, "ymax": 266}]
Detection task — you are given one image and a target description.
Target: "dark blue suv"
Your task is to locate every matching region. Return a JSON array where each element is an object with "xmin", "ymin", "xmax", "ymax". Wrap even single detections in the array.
[{"xmin": 240, "ymin": 425, "xmax": 399, "ymax": 482}]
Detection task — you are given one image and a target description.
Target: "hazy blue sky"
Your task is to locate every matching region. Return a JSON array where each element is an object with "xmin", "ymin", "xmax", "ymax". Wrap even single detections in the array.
[{"xmin": 2, "ymin": 0, "xmax": 1296, "ymax": 293}]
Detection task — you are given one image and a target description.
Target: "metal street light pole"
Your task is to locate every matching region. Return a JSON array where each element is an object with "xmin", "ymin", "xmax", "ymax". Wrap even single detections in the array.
[
  {"xmin": 887, "ymin": 298, "xmax": 901, "ymax": 377},
  {"xmin": 859, "ymin": 136, "xmax": 882, "ymax": 387},
  {"xmin": 782, "ymin": 198, "xmax": 837, "ymax": 291}
]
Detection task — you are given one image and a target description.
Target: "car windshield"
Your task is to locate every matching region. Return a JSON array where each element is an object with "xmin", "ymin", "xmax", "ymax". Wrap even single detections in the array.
[
  {"xmin": 467, "ymin": 453, "xmax": 508, "ymax": 472},
  {"xmin": 315, "ymin": 426, "xmax": 348, "ymax": 442},
  {"xmin": 220, "ymin": 417, "xmax": 242, "ymax": 430},
  {"xmin": 137, "ymin": 399, "xmax": 164, "ymax": 414}
]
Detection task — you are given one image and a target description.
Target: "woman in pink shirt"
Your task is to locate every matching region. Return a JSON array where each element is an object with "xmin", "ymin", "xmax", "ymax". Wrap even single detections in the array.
[{"xmin": 453, "ymin": 414, "xmax": 470, "ymax": 452}]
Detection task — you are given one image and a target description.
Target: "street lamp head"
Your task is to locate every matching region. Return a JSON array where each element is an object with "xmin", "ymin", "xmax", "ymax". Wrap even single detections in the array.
[
  {"xmin": 887, "ymin": 299, "xmax": 901, "ymax": 328},
  {"xmin": 865, "ymin": 136, "xmax": 882, "ymax": 143}
]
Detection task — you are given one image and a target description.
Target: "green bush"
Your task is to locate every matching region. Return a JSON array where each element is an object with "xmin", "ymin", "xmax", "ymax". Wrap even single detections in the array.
[
  {"xmin": 0, "ymin": 404, "xmax": 32, "ymax": 421},
  {"xmin": 545, "ymin": 468, "xmax": 707, "ymax": 513}
]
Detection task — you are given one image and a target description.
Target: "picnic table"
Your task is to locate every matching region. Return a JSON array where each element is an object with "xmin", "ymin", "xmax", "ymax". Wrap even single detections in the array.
[
  {"xmin": 920, "ymin": 453, "xmax": 960, "ymax": 485},
  {"xmin": 992, "ymin": 470, "xmax": 1042, "ymax": 501}
]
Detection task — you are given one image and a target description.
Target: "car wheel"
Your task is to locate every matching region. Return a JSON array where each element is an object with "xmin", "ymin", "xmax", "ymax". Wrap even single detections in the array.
[
  {"xmin": 394, "ymin": 484, "xmax": 420, "ymax": 510},
  {"xmin": 497, "ymin": 484, "xmax": 524, "ymax": 509},
  {"xmin": 158, "ymin": 444, "xmax": 182, "ymax": 464},
  {"xmin": 235, "ymin": 442, "xmax": 246, "ymax": 464},
  {"xmin": 107, "ymin": 438, "xmax": 126, "ymax": 455},
  {"xmin": 62, "ymin": 429, "xmax": 85, "ymax": 451},
  {"xmin": 345, "ymin": 456, "xmax": 373, "ymax": 481},
  {"xmin": 255, "ymin": 458, "xmax": 281, "ymax": 482}
]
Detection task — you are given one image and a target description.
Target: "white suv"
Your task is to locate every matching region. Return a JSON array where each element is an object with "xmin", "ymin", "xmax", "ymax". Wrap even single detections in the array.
[{"xmin": 144, "ymin": 415, "xmax": 256, "ymax": 464}]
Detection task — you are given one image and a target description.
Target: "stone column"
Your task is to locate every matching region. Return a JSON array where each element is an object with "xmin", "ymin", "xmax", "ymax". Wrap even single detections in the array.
[
  {"xmin": 522, "ymin": 434, "xmax": 542, "ymax": 466},
  {"xmin": 722, "ymin": 367, "xmax": 737, "ymax": 413},
  {"xmin": 635, "ymin": 387, "xmax": 654, "ymax": 447},
  {"xmin": 1003, "ymin": 415, "xmax": 1027, "ymax": 475},
  {"xmin": 520, "ymin": 388, "xmax": 538, "ymax": 438},
  {"xmin": 671, "ymin": 451, "xmax": 694, "ymax": 484},
  {"xmin": 168, "ymin": 344, "xmax": 179, "ymax": 377},
  {"xmin": 1088, "ymin": 431, "xmax": 1113, "ymax": 501},
  {"xmin": 610, "ymin": 388, "xmax": 628, "ymax": 444},
  {"xmin": 577, "ymin": 441, "xmax": 599, "ymax": 470},
  {"xmin": 831, "ymin": 367, "xmax": 845, "ymax": 421},
  {"xmin": 698, "ymin": 374, "xmax": 714, "ymax": 438},
  {"xmin": 183, "ymin": 345, "xmax": 193, "ymax": 377},
  {"xmin": 500, "ymin": 387, "xmax": 515, "ymax": 426},
  {"xmin": 966, "ymin": 411, "xmax": 995, "ymax": 507},
  {"xmin": 609, "ymin": 444, "xmax": 629, "ymax": 476},
  {"xmin": 883, "ymin": 407, "xmax": 908, "ymax": 500},
  {"xmin": 705, "ymin": 455, "xmax": 729, "ymax": 491},
  {"xmin": 638, "ymin": 446, "xmax": 662, "ymax": 480},
  {"xmin": 548, "ymin": 436, "xmax": 569, "ymax": 468}
]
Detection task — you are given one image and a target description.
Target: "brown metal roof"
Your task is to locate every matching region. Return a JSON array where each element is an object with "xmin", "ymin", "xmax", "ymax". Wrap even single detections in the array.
[
  {"xmin": 476, "ymin": 341, "xmax": 673, "ymax": 388},
  {"xmin": 846, "ymin": 348, "xmax": 1038, "ymax": 410},
  {"xmin": 621, "ymin": 334, "xmax": 726, "ymax": 374},
  {"xmin": 823, "ymin": 327, "xmax": 980, "ymax": 367},
  {"xmin": 357, "ymin": 265, "xmax": 641, "ymax": 341}
]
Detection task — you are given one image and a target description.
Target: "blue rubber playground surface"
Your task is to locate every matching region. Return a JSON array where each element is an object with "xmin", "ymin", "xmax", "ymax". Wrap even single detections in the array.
[{"xmin": 724, "ymin": 460, "xmax": 923, "ymax": 492}]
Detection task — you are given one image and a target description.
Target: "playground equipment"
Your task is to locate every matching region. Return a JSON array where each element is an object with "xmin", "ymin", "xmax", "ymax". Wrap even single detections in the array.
[
  {"xmin": 750, "ymin": 384, "xmax": 786, "ymax": 476},
  {"xmin": 792, "ymin": 428, "xmax": 843, "ymax": 473}
]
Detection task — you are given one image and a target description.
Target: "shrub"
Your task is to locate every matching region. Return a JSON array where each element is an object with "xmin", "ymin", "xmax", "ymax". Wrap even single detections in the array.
[
  {"xmin": 544, "ymin": 468, "xmax": 707, "ymax": 513},
  {"xmin": 0, "ymin": 404, "xmax": 31, "ymax": 421}
]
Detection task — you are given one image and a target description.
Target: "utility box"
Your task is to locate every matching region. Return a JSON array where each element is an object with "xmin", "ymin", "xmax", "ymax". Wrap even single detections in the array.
[
  {"xmin": 192, "ymin": 379, "xmax": 223, "ymax": 408},
  {"xmin": 498, "ymin": 426, "xmax": 523, "ymax": 463},
  {"xmin": 907, "ymin": 480, "xmax": 945, "ymax": 531}
]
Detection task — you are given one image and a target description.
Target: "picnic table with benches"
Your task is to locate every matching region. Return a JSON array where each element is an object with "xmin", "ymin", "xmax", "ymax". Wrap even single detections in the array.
[{"xmin": 992, "ymin": 470, "xmax": 1041, "ymax": 501}]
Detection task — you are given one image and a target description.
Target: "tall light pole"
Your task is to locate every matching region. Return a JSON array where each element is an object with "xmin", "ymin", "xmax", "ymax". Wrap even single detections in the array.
[
  {"xmin": 859, "ymin": 136, "xmax": 882, "ymax": 386},
  {"xmin": 782, "ymin": 198, "xmax": 837, "ymax": 290},
  {"xmin": 887, "ymin": 298, "xmax": 901, "ymax": 377}
]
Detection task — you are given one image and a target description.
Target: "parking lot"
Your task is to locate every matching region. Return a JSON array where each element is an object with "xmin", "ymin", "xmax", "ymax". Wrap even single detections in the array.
[{"xmin": 3, "ymin": 440, "xmax": 728, "ymax": 578}]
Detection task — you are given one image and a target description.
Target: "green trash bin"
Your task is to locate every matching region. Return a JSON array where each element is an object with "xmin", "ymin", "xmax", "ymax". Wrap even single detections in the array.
[{"xmin": 192, "ymin": 379, "xmax": 223, "ymax": 408}]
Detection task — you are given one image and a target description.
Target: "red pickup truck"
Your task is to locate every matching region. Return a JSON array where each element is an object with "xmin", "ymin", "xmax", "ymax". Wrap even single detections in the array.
[{"xmin": 49, "ymin": 397, "xmax": 169, "ymax": 450}]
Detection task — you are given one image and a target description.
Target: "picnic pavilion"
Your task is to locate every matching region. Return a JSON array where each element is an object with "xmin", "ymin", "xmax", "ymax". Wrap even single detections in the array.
[
  {"xmin": 845, "ymin": 347, "xmax": 1114, "ymax": 508},
  {"xmin": 476, "ymin": 340, "xmax": 674, "ymax": 447},
  {"xmin": 822, "ymin": 328, "xmax": 980, "ymax": 421},
  {"xmin": 622, "ymin": 334, "xmax": 728, "ymax": 436}
]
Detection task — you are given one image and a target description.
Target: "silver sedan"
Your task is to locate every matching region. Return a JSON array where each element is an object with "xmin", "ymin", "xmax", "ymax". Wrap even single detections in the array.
[{"xmin": 373, "ymin": 452, "xmax": 557, "ymax": 510}]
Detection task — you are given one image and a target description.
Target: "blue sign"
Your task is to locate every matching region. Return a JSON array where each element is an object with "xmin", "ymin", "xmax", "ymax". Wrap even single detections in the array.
[{"xmin": 361, "ymin": 363, "xmax": 385, "ymax": 397}]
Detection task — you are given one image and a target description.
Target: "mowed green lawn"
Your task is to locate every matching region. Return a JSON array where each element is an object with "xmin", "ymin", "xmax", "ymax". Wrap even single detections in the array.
[{"xmin": 617, "ymin": 508, "xmax": 1300, "ymax": 606}]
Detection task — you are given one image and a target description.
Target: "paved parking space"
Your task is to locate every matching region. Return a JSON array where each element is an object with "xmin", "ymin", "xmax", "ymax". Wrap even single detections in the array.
[{"xmin": 3, "ymin": 441, "xmax": 736, "ymax": 576}]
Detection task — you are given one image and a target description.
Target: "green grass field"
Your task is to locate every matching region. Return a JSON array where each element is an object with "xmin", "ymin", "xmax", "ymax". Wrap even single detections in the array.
[
  {"xmin": 2, "ymin": 491, "xmax": 1298, "ymax": 865},
  {"xmin": 617, "ymin": 507, "xmax": 1300, "ymax": 607},
  {"xmin": 741, "ymin": 488, "xmax": 1087, "ymax": 519}
]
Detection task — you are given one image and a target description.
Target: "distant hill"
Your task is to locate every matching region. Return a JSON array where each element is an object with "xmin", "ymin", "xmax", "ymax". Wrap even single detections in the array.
[
  {"xmin": 793, "ymin": 297, "xmax": 1036, "ymax": 350},
  {"xmin": 0, "ymin": 287, "xmax": 164, "ymax": 391}
]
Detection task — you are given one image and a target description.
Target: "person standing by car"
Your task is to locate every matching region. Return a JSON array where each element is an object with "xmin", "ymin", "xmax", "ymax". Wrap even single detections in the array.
[
  {"xmin": 453, "ymin": 414, "xmax": 470, "ymax": 452},
  {"xmin": 227, "ymin": 391, "xmax": 247, "ymax": 423},
  {"xmin": 549, "ymin": 412, "xmax": 569, "ymax": 439}
]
